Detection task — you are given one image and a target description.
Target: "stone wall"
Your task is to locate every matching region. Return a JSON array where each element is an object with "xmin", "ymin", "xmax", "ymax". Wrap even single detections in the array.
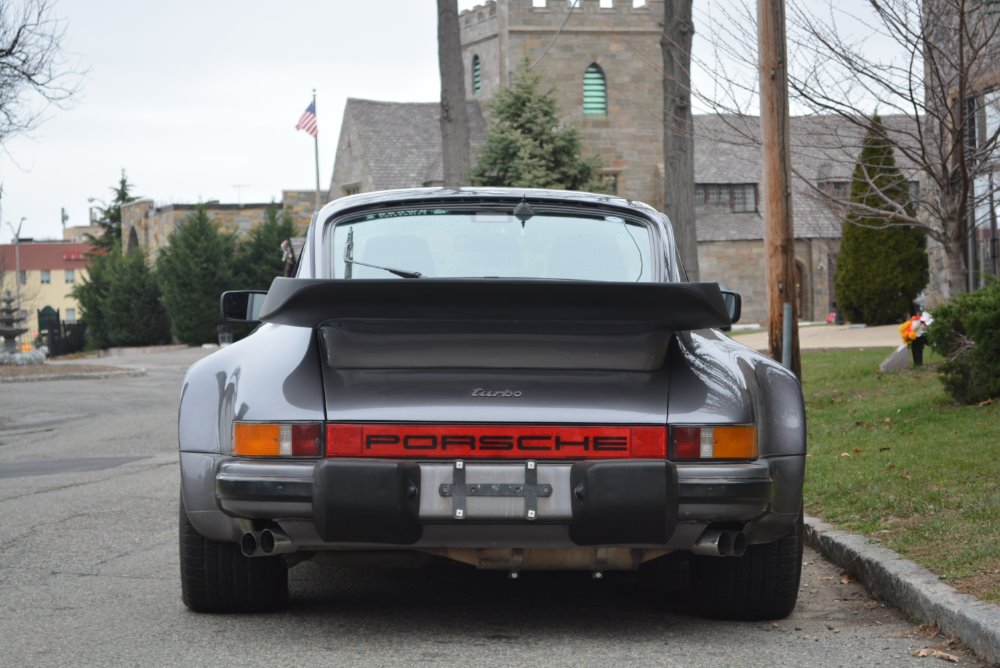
[
  {"xmin": 328, "ymin": 111, "xmax": 373, "ymax": 200},
  {"xmin": 122, "ymin": 201, "xmax": 278, "ymax": 261},
  {"xmin": 698, "ymin": 238, "xmax": 839, "ymax": 325},
  {"xmin": 461, "ymin": 0, "xmax": 665, "ymax": 204},
  {"xmin": 281, "ymin": 190, "xmax": 326, "ymax": 231}
]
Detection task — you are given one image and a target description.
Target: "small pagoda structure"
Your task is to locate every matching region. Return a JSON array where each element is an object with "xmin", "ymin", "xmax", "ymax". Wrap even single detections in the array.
[{"xmin": 1, "ymin": 291, "xmax": 28, "ymax": 354}]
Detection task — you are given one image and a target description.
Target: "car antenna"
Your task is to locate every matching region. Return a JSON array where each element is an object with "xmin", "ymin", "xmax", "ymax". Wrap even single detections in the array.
[{"xmin": 513, "ymin": 197, "xmax": 534, "ymax": 228}]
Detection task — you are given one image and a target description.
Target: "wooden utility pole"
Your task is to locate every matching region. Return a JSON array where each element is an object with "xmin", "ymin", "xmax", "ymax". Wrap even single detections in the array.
[{"xmin": 757, "ymin": 0, "xmax": 801, "ymax": 378}]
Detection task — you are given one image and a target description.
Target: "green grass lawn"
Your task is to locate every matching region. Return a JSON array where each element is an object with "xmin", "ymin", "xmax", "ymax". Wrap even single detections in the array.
[{"xmin": 801, "ymin": 347, "xmax": 1000, "ymax": 603}]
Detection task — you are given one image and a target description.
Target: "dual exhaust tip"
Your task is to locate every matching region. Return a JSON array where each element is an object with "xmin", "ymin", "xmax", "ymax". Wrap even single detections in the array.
[
  {"xmin": 242, "ymin": 526, "xmax": 745, "ymax": 559},
  {"xmin": 691, "ymin": 529, "xmax": 747, "ymax": 558},
  {"xmin": 241, "ymin": 528, "xmax": 295, "ymax": 557}
]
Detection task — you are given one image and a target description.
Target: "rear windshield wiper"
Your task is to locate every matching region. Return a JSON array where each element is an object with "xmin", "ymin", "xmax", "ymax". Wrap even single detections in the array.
[{"xmin": 343, "ymin": 228, "xmax": 423, "ymax": 279}]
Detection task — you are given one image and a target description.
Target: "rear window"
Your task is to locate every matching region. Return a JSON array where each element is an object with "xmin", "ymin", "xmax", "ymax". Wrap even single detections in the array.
[{"xmin": 329, "ymin": 208, "xmax": 655, "ymax": 282}]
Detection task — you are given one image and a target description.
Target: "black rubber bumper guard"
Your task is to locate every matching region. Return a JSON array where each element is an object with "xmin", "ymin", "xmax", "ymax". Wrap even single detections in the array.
[{"xmin": 309, "ymin": 459, "xmax": 678, "ymax": 546}]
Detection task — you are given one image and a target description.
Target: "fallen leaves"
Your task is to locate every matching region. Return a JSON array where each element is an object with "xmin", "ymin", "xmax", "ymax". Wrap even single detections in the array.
[{"xmin": 912, "ymin": 647, "xmax": 959, "ymax": 662}]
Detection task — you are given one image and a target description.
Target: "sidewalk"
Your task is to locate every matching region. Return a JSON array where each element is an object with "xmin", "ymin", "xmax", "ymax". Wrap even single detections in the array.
[{"xmin": 732, "ymin": 323, "xmax": 901, "ymax": 351}]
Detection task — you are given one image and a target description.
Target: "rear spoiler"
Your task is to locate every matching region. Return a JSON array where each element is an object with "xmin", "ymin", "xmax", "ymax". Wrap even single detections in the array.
[{"xmin": 256, "ymin": 278, "xmax": 732, "ymax": 331}]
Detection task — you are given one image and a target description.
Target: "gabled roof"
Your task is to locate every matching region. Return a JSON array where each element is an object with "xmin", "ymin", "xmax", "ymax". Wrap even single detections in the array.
[
  {"xmin": 694, "ymin": 113, "xmax": 919, "ymax": 241},
  {"xmin": 343, "ymin": 99, "xmax": 487, "ymax": 191}
]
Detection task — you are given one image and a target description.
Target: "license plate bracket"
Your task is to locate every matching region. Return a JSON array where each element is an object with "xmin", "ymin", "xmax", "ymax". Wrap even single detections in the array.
[{"xmin": 441, "ymin": 460, "xmax": 549, "ymax": 521}]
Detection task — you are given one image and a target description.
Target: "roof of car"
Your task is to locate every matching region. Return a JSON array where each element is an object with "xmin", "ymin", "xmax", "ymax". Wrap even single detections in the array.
[{"xmin": 316, "ymin": 186, "xmax": 662, "ymax": 221}]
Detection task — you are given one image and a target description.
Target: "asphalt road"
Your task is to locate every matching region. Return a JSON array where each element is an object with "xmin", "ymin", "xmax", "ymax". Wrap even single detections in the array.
[{"xmin": 0, "ymin": 347, "xmax": 986, "ymax": 667}]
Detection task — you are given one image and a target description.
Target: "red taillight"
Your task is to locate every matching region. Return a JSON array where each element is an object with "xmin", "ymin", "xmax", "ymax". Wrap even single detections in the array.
[
  {"xmin": 671, "ymin": 426, "xmax": 703, "ymax": 460},
  {"xmin": 325, "ymin": 424, "xmax": 666, "ymax": 459},
  {"xmin": 232, "ymin": 422, "xmax": 322, "ymax": 457},
  {"xmin": 291, "ymin": 423, "xmax": 323, "ymax": 457},
  {"xmin": 670, "ymin": 425, "xmax": 757, "ymax": 461}
]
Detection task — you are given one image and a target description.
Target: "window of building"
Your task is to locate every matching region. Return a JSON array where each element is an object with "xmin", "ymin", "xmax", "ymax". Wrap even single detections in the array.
[
  {"xmin": 18, "ymin": 271, "xmax": 26, "ymax": 285},
  {"xmin": 65, "ymin": 269, "xmax": 75, "ymax": 283},
  {"xmin": 694, "ymin": 183, "xmax": 758, "ymax": 213},
  {"xmin": 567, "ymin": 0, "xmax": 579, "ymax": 6},
  {"xmin": 819, "ymin": 180, "xmax": 850, "ymax": 200},
  {"xmin": 583, "ymin": 64, "xmax": 607, "ymax": 116},
  {"xmin": 600, "ymin": 0, "xmax": 614, "ymax": 7},
  {"xmin": 472, "ymin": 55, "xmax": 482, "ymax": 95},
  {"xmin": 532, "ymin": 0, "xmax": 547, "ymax": 7},
  {"xmin": 633, "ymin": 0, "xmax": 648, "ymax": 6},
  {"xmin": 342, "ymin": 183, "xmax": 361, "ymax": 196},
  {"xmin": 730, "ymin": 184, "xmax": 756, "ymax": 212},
  {"xmin": 65, "ymin": 308, "xmax": 76, "ymax": 323},
  {"xmin": 41, "ymin": 270, "xmax": 51, "ymax": 284}
]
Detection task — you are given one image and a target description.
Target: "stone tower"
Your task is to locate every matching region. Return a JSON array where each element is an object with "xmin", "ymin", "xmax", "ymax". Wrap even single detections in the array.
[{"xmin": 459, "ymin": 0, "xmax": 665, "ymax": 205}]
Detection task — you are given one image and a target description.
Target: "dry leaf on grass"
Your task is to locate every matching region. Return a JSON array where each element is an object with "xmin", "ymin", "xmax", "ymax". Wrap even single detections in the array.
[{"xmin": 839, "ymin": 573, "xmax": 856, "ymax": 585}]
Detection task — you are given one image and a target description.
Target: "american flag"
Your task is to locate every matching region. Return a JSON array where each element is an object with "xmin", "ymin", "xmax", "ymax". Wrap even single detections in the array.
[{"xmin": 295, "ymin": 101, "xmax": 318, "ymax": 138}]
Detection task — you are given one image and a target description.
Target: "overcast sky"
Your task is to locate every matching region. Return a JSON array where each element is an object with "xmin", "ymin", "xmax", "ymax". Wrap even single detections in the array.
[
  {"xmin": 2, "ymin": 0, "xmax": 876, "ymax": 243},
  {"xmin": 2, "ymin": 1, "xmax": 494, "ymax": 241}
]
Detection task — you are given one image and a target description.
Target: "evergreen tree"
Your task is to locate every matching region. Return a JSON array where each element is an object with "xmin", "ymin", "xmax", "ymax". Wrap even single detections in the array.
[
  {"xmin": 157, "ymin": 206, "xmax": 237, "ymax": 344},
  {"xmin": 72, "ymin": 243, "xmax": 170, "ymax": 348},
  {"xmin": 72, "ymin": 248, "xmax": 115, "ymax": 349},
  {"xmin": 87, "ymin": 170, "xmax": 137, "ymax": 252},
  {"xmin": 102, "ymin": 249, "xmax": 170, "ymax": 346},
  {"xmin": 471, "ymin": 66, "xmax": 606, "ymax": 191},
  {"xmin": 834, "ymin": 117, "xmax": 928, "ymax": 325},
  {"xmin": 235, "ymin": 204, "xmax": 297, "ymax": 289}
]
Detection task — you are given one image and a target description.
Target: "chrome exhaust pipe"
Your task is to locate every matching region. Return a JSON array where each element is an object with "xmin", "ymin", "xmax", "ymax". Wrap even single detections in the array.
[
  {"xmin": 240, "ymin": 531, "xmax": 262, "ymax": 557},
  {"xmin": 691, "ymin": 529, "xmax": 731, "ymax": 557},
  {"xmin": 259, "ymin": 528, "xmax": 296, "ymax": 555},
  {"xmin": 691, "ymin": 530, "xmax": 748, "ymax": 557},
  {"xmin": 728, "ymin": 532, "xmax": 748, "ymax": 557}
]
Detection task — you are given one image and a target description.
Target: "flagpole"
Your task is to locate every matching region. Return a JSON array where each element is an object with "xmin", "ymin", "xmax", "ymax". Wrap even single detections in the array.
[{"xmin": 312, "ymin": 89, "xmax": 321, "ymax": 210}]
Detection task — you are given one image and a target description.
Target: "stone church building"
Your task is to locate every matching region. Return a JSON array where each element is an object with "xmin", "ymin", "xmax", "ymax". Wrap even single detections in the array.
[{"xmin": 329, "ymin": 0, "xmax": 914, "ymax": 324}]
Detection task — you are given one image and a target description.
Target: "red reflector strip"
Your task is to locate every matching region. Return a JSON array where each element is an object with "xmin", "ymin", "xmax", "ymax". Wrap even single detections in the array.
[{"xmin": 325, "ymin": 424, "xmax": 666, "ymax": 459}]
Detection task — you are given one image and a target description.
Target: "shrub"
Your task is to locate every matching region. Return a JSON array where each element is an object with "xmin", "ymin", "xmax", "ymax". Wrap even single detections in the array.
[{"xmin": 926, "ymin": 281, "xmax": 1000, "ymax": 404}]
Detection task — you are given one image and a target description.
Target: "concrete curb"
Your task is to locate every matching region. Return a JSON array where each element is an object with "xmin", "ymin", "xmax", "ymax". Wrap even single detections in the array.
[
  {"xmin": 0, "ymin": 369, "xmax": 146, "ymax": 383},
  {"xmin": 805, "ymin": 514, "xmax": 1000, "ymax": 665}
]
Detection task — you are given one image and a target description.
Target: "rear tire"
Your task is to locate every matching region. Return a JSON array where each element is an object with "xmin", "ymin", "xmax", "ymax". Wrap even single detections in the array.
[
  {"xmin": 689, "ymin": 513, "xmax": 804, "ymax": 621},
  {"xmin": 179, "ymin": 499, "xmax": 288, "ymax": 612}
]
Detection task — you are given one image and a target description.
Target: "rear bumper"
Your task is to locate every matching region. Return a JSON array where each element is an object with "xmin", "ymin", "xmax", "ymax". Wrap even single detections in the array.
[
  {"xmin": 187, "ymin": 454, "xmax": 798, "ymax": 550},
  {"xmin": 214, "ymin": 459, "xmax": 773, "ymax": 515}
]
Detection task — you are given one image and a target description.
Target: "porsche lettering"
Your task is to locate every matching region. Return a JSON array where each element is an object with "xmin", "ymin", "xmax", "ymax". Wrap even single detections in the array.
[{"xmin": 364, "ymin": 433, "xmax": 628, "ymax": 452}]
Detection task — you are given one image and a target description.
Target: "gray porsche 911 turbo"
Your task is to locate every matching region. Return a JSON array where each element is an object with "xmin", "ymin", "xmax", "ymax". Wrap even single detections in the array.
[{"xmin": 178, "ymin": 187, "xmax": 805, "ymax": 619}]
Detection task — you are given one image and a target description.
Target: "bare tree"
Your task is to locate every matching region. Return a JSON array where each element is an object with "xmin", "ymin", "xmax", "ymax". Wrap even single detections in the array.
[
  {"xmin": 662, "ymin": 0, "xmax": 700, "ymax": 281},
  {"xmin": 695, "ymin": 0, "xmax": 1000, "ymax": 300},
  {"xmin": 0, "ymin": 0, "xmax": 80, "ymax": 146},
  {"xmin": 437, "ymin": 0, "xmax": 471, "ymax": 187}
]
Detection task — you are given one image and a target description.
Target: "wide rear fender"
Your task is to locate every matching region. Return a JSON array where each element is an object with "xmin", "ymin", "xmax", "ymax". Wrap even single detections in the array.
[{"xmin": 177, "ymin": 324, "xmax": 325, "ymax": 455}]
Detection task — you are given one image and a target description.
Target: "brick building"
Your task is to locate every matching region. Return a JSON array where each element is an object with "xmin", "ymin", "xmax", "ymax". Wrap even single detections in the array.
[{"xmin": 0, "ymin": 240, "xmax": 92, "ymax": 342}]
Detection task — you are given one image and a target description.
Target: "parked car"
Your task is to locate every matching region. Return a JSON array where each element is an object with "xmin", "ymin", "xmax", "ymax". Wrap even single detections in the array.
[{"xmin": 178, "ymin": 187, "xmax": 806, "ymax": 619}]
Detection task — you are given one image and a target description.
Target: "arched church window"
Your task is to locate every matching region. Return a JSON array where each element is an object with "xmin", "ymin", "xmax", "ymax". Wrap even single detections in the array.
[{"xmin": 583, "ymin": 63, "xmax": 607, "ymax": 116}]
